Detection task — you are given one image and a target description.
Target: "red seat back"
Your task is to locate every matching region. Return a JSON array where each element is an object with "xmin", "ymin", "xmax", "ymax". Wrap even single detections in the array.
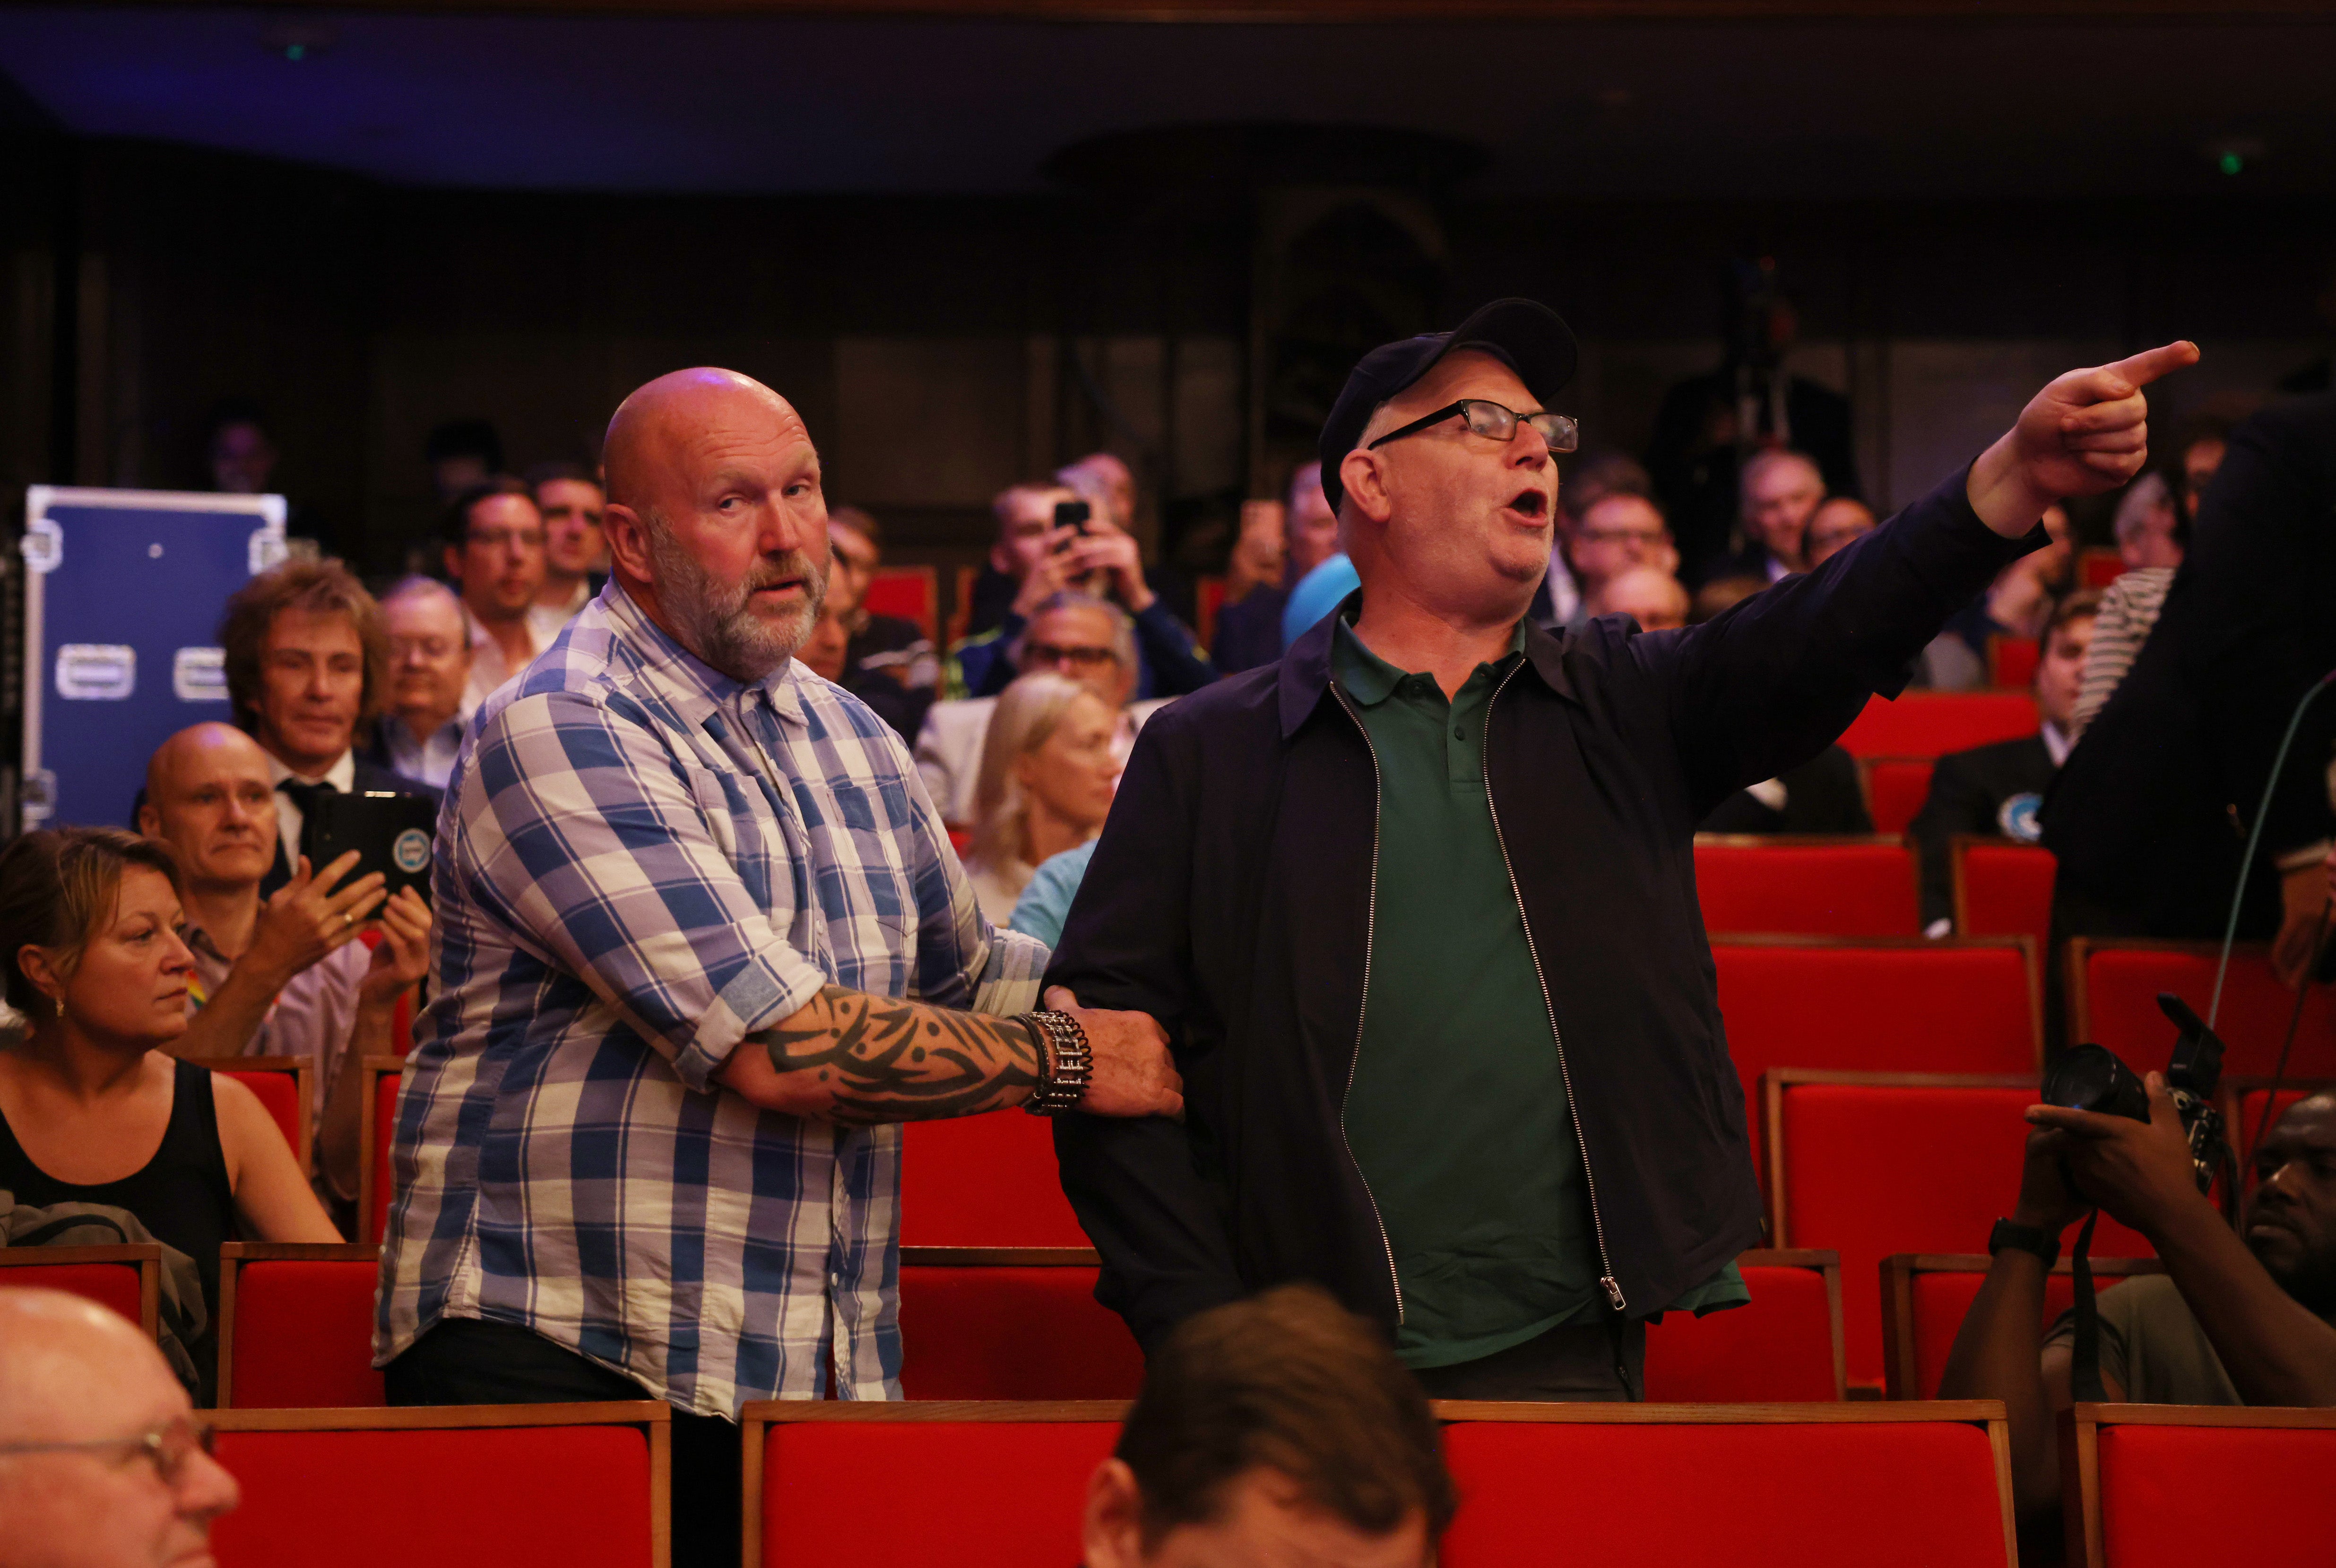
[
  {"xmin": 0, "ymin": 1246, "xmax": 156, "ymax": 1333},
  {"xmin": 1642, "ymin": 1251, "xmax": 1843, "ymax": 1401},
  {"xmin": 2074, "ymin": 941, "xmax": 2336, "ymax": 1078},
  {"xmin": 863, "ymin": 565, "xmax": 939, "ymax": 643},
  {"xmin": 1768, "ymin": 1074, "xmax": 2153, "ymax": 1387},
  {"xmin": 1696, "ymin": 839, "xmax": 1920, "ymax": 937},
  {"xmin": 1714, "ymin": 940, "xmax": 2037, "ymax": 1171},
  {"xmin": 219, "ymin": 1246, "xmax": 383, "ymax": 1409},
  {"xmin": 900, "ymin": 1114, "xmax": 1087, "ymax": 1247},
  {"xmin": 1883, "ymin": 1256, "xmax": 2158, "ymax": 1399},
  {"xmin": 2088, "ymin": 1416, "xmax": 2336, "ymax": 1568},
  {"xmin": 1954, "ymin": 841, "xmax": 2056, "ymax": 953},
  {"xmin": 1860, "ymin": 757, "xmax": 1935, "ymax": 836},
  {"xmin": 1196, "ymin": 575, "xmax": 1226, "ymax": 650},
  {"xmin": 1837, "ymin": 691, "xmax": 2039, "ymax": 760},
  {"xmin": 756, "ymin": 1411, "xmax": 1120, "ymax": 1566},
  {"xmin": 363, "ymin": 1062, "xmax": 403, "ymax": 1245},
  {"xmin": 898, "ymin": 1250, "xmax": 1143, "ymax": 1399},
  {"xmin": 219, "ymin": 1062, "xmax": 306, "ymax": 1172},
  {"xmin": 1439, "ymin": 1412, "xmax": 2013, "ymax": 1567},
  {"xmin": 2078, "ymin": 548, "xmax": 2126, "ymax": 590},
  {"xmin": 1987, "ymin": 635, "xmax": 2040, "ymax": 689},
  {"xmin": 211, "ymin": 1407, "xmax": 663, "ymax": 1568}
]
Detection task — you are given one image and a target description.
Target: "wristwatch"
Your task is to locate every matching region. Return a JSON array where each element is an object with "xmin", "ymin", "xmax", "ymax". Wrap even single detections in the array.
[
  {"xmin": 1988, "ymin": 1217, "xmax": 2059, "ymax": 1269},
  {"xmin": 1021, "ymin": 1009, "xmax": 1092, "ymax": 1116}
]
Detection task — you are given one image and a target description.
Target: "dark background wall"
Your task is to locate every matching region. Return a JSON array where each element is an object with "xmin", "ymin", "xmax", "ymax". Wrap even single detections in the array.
[{"xmin": 6, "ymin": 11, "xmax": 2334, "ymax": 600}]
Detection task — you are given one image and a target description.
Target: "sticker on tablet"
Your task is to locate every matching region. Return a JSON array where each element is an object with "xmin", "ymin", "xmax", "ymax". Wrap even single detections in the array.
[{"xmin": 392, "ymin": 828, "xmax": 432, "ymax": 875}]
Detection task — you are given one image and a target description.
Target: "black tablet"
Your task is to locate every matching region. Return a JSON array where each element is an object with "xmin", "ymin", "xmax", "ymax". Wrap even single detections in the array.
[{"xmin": 305, "ymin": 790, "xmax": 437, "ymax": 904}]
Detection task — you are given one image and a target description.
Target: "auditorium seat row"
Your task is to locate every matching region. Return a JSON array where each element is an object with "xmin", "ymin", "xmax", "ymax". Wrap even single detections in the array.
[{"xmin": 116, "ymin": 1394, "xmax": 2332, "ymax": 1568}]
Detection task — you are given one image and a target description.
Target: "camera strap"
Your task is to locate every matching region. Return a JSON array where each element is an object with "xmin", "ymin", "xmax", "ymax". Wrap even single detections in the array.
[{"xmin": 2067, "ymin": 1207, "xmax": 2108, "ymax": 1403}]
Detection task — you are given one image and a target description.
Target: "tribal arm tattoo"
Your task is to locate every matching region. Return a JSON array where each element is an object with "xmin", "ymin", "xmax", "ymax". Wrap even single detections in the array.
[{"xmin": 746, "ymin": 984, "xmax": 1044, "ymax": 1127}]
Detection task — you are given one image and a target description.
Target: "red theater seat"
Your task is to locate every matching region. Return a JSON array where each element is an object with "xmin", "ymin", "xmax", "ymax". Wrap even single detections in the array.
[
  {"xmin": 2067, "ymin": 1404, "xmax": 2336, "ymax": 1568},
  {"xmin": 2070, "ymin": 939, "xmax": 2336, "ymax": 1079},
  {"xmin": 2078, "ymin": 548, "xmax": 2127, "ymax": 590},
  {"xmin": 1879, "ymin": 1253, "xmax": 2164, "ymax": 1399},
  {"xmin": 898, "ymin": 1247, "xmax": 1143, "ymax": 1400},
  {"xmin": 216, "ymin": 1242, "xmax": 383, "ymax": 1409},
  {"xmin": 357, "ymin": 1057, "xmax": 407, "ymax": 1246},
  {"xmin": 1765, "ymin": 1070, "xmax": 2154, "ymax": 1388},
  {"xmin": 210, "ymin": 1403, "xmax": 668, "ymax": 1568},
  {"xmin": 1837, "ymin": 691, "xmax": 2039, "ymax": 760},
  {"xmin": 748, "ymin": 1403, "xmax": 1124, "ymax": 1567},
  {"xmin": 1695, "ymin": 836, "xmax": 1920, "ymax": 937},
  {"xmin": 900, "ymin": 1112, "xmax": 1087, "ymax": 1247},
  {"xmin": 218, "ymin": 1057, "xmax": 311, "ymax": 1176},
  {"xmin": 1987, "ymin": 634, "xmax": 2040, "ymax": 689},
  {"xmin": 1859, "ymin": 756, "xmax": 1935, "ymax": 836},
  {"xmin": 2218, "ymin": 1077, "xmax": 2336, "ymax": 1193},
  {"xmin": 862, "ymin": 564, "xmax": 939, "ymax": 643},
  {"xmin": 1436, "ymin": 1404, "xmax": 2016, "ymax": 1567},
  {"xmin": 0, "ymin": 1243, "xmax": 160, "ymax": 1334},
  {"xmin": 1642, "ymin": 1248, "xmax": 1844, "ymax": 1401},
  {"xmin": 1954, "ymin": 838, "xmax": 2056, "ymax": 953},
  {"xmin": 1713, "ymin": 938, "xmax": 2039, "ymax": 1171}
]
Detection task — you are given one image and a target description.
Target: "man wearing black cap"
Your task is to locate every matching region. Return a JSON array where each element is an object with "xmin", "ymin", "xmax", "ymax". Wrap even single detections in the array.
[{"xmin": 1047, "ymin": 298, "xmax": 2197, "ymax": 1398}]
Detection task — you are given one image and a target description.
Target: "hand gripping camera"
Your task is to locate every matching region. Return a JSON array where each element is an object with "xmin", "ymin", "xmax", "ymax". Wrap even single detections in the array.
[{"xmin": 2042, "ymin": 991, "xmax": 2232, "ymax": 1194}]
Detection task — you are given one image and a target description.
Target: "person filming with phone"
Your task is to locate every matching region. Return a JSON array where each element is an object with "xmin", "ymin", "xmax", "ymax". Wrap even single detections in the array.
[{"xmin": 948, "ymin": 482, "xmax": 1213, "ymax": 703}]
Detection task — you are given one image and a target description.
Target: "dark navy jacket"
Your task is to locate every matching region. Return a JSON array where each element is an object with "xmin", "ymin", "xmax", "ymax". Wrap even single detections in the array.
[{"xmin": 1045, "ymin": 467, "xmax": 2039, "ymax": 1353}]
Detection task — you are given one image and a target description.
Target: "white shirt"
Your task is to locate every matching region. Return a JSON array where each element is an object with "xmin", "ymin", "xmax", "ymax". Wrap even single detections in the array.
[
  {"xmin": 266, "ymin": 748, "xmax": 356, "ymax": 870},
  {"xmin": 379, "ymin": 712, "xmax": 470, "ymax": 790},
  {"xmin": 1543, "ymin": 549, "xmax": 1581, "ymax": 624},
  {"xmin": 463, "ymin": 606, "xmax": 541, "ymax": 715},
  {"xmin": 525, "ymin": 578, "xmax": 593, "ymax": 650}
]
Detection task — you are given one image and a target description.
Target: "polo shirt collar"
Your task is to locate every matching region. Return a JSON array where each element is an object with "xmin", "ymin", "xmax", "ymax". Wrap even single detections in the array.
[
  {"xmin": 1330, "ymin": 612, "xmax": 1527, "ymax": 708},
  {"xmin": 1280, "ymin": 589, "xmax": 1579, "ymax": 737}
]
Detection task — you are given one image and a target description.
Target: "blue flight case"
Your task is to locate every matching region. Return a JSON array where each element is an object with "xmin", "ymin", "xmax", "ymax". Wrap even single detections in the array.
[{"xmin": 20, "ymin": 486, "xmax": 287, "ymax": 833}]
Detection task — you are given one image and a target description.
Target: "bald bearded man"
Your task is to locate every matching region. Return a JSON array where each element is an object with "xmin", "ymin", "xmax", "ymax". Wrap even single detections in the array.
[
  {"xmin": 376, "ymin": 368, "xmax": 1178, "ymax": 1566},
  {"xmin": 0, "ymin": 1289, "xmax": 242, "ymax": 1566}
]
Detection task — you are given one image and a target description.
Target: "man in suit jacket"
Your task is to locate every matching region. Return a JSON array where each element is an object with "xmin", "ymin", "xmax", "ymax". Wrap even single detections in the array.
[
  {"xmin": 217, "ymin": 559, "xmax": 440, "ymax": 896},
  {"xmin": 2042, "ymin": 392, "xmax": 2336, "ymax": 985},
  {"xmin": 1912, "ymin": 590, "xmax": 2098, "ymax": 933}
]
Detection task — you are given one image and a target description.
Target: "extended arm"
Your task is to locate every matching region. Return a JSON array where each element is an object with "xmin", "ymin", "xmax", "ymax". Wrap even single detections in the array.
[
  {"xmin": 317, "ymin": 888, "xmax": 432, "ymax": 1203},
  {"xmin": 1657, "ymin": 344, "xmax": 2199, "ymax": 812},
  {"xmin": 215, "ymin": 1073, "xmax": 343, "ymax": 1243}
]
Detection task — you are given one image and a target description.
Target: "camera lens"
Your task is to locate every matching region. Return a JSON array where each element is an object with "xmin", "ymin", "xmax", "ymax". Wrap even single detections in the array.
[{"xmin": 2041, "ymin": 1044, "xmax": 2151, "ymax": 1123}]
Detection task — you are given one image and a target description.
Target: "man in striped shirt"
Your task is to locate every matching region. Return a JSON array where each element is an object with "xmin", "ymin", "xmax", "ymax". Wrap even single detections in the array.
[{"xmin": 375, "ymin": 367, "xmax": 1179, "ymax": 1566}]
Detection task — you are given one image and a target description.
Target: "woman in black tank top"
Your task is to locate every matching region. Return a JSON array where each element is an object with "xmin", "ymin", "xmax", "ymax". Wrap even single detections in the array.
[{"xmin": 0, "ymin": 829, "xmax": 341, "ymax": 1402}]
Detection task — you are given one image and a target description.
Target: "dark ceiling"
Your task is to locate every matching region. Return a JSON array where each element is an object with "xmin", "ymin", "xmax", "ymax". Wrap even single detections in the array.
[{"xmin": 0, "ymin": 7, "xmax": 2331, "ymax": 198}]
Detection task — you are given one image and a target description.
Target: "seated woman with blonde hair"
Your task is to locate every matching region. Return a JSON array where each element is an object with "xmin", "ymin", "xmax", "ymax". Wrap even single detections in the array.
[
  {"xmin": 0, "ymin": 827, "xmax": 341, "ymax": 1400},
  {"xmin": 964, "ymin": 672, "xmax": 1124, "ymax": 926}
]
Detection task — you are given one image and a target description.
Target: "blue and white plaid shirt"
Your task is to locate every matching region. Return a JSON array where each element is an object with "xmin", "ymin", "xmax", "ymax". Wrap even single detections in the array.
[{"xmin": 374, "ymin": 581, "xmax": 1046, "ymax": 1416}]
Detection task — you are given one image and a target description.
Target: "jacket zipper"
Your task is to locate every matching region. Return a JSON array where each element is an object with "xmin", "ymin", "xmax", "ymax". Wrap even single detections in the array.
[
  {"xmin": 1328, "ymin": 681, "xmax": 1405, "ymax": 1326},
  {"xmin": 1480, "ymin": 662, "xmax": 1627, "ymax": 1314}
]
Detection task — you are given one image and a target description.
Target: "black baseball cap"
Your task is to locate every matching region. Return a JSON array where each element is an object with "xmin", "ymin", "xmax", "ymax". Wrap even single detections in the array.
[{"xmin": 1316, "ymin": 298, "xmax": 1580, "ymax": 514}]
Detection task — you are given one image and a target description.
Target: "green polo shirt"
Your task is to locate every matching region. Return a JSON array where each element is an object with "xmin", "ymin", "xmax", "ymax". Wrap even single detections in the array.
[{"xmin": 1331, "ymin": 614, "xmax": 1746, "ymax": 1370}]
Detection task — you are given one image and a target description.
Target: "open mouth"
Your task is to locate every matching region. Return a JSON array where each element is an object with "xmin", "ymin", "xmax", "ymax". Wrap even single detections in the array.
[{"xmin": 1504, "ymin": 489, "xmax": 1549, "ymax": 523}]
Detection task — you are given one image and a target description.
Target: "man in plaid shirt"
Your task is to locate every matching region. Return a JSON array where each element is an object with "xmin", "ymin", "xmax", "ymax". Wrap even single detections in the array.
[{"xmin": 374, "ymin": 368, "xmax": 1180, "ymax": 1566}]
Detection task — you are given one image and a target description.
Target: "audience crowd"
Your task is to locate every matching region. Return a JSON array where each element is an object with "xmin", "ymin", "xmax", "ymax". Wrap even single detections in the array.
[{"xmin": 5, "ymin": 296, "xmax": 2335, "ymax": 1568}]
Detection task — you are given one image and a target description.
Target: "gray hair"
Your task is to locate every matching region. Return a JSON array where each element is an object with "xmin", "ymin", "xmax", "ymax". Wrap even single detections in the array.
[
  {"xmin": 2112, "ymin": 471, "xmax": 2174, "ymax": 546},
  {"xmin": 1009, "ymin": 591, "xmax": 1137, "ymax": 675}
]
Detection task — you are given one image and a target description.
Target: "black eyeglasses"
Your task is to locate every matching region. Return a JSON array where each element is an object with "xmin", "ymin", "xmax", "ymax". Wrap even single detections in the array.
[
  {"xmin": 0, "ymin": 1416, "xmax": 217, "ymax": 1487},
  {"xmin": 1366, "ymin": 399, "xmax": 1580, "ymax": 454},
  {"xmin": 1024, "ymin": 643, "xmax": 1118, "ymax": 670}
]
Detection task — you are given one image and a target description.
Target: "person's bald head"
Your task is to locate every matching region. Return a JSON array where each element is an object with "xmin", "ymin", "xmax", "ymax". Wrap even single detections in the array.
[
  {"xmin": 600, "ymin": 368, "xmax": 831, "ymax": 682},
  {"xmin": 1587, "ymin": 566, "xmax": 1690, "ymax": 632},
  {"xmin": 137, "ymin": 724, "xmax": 277, "ymax": 893},
  {"xmin": 0, "ymin": 1288, "xmax": 240, "ymax": 1566}
]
